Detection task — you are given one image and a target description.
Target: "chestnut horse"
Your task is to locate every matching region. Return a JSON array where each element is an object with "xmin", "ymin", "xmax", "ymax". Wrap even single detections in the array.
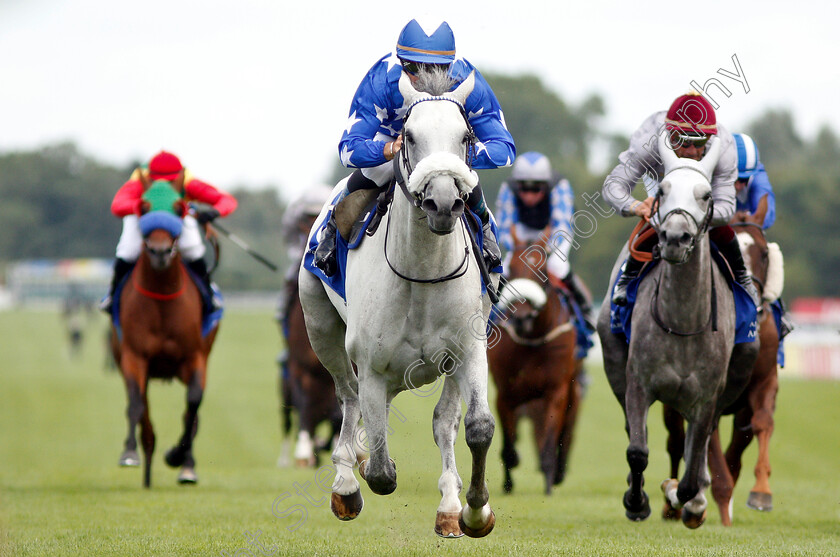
[
  {"xmin": 110, "ymin": 207, "xmax": 219, "ymax": 488},
  {"xmin": 663, "ymin": 196, "xmax": 779, "ymax": 525},
  {"xmin": 488, "ymin": 227, "xmax": 581, "ymax": 495}
]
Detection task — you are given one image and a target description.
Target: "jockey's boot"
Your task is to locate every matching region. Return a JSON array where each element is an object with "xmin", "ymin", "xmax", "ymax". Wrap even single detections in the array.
[
  {"xmin": 718, "ymin": 236, "xmax": 762, "ymax": 308},
  {"xmin": 99, "ymin": 258, "xmax": 134, "ymax": 313},
  {"xmin": 563, "ymin": 270, "xmax": 594, "ymax": 328},
  {"xmin": 611, "ymin": 256, "xmax": 644, "ymax": 306},
  {"xmin": 313, "ymin": 187, "xmax": 349, "ymax": 277},
  {"xmin": 481, "ymin": 220, "xmax": 502, "ymax": 270},
  {"xmin": 187, "ymin": 257, "xmax": 222, "ymax": 313}
]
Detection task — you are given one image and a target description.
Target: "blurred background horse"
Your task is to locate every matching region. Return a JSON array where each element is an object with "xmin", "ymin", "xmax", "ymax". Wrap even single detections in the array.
[
  {"xmin": 110, "ymin": 179, "xmax": 221, "ymax": 488},
  {"xmin": 488, "ymin": 228, "xmax": 581, "ymax": 495}
]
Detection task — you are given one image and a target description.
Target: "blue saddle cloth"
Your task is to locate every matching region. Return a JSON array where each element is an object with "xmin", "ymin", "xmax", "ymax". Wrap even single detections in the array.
[
  {"xmin": 110, "ymin": 264, "xmax": 223, "ymax": 342},
  {"xmin": 303, "ymin": 188, "xmax": 501, "ymax": 302},
  {"xmin": 609, "ymin": 246, "xmax": 758, "ymax": 345}
]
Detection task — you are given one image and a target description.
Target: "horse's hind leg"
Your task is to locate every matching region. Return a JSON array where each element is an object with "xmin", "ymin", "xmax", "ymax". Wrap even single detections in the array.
[
  {"xmin": 433, "ymin": 377, "xmax": 464, "ymax": 538},
  {"xmin": 555, "ymin": 371, "xmax": 583, "ymax": 486},
  {"xmin": 453, "ymin": 362, "xmax": 496, "ymax": 538},
  {"xmin": 623, "ymin": 372, "xmax": 652, "ymax": 521},
  {"xmin": 298, "ymin": 271, "xmax": 362, "ymax": 520}
]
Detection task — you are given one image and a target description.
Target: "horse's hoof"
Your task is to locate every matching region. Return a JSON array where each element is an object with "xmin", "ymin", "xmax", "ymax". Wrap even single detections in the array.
[
  {"xmin": 623, "ymin": 489, "xmax": 651, "ymax": 521},
  {"xmin": 177, "ymin": 467, "xmax": 198, "ymax": 485},
  {"xmin": 295, "ymin": 457, "xmax": 315, "ymax": 468},
  {"xmin": 119, "ymin": 450, "xmax": 140, "ymax": 467},
  {"xmin": 358, "ymin": 458, "xmax": 397, "ymax": 495},
  {"xmin": 434, "ymin": 511, "xmax": 464, "ymax": 538},
  {"xmin": 330, "ymin": 491, "xmax": 364, "ymax": 521},
  {"xmin": 503, "ymin": 479, "xmax": 513, "ymax": 494},
  {"xmin": 661, "ymin": 501, "xmax": 682, "ymax": 521},
  {"xmin": 681, "ymin": 508, "xmax": 706, "ymax": 529},
  {"xmin": 747, "ymin": 491, "xmax": 773, "ymax": 512},
  {"xmin": 458, "ymin": 508, "xmax": 495, "ymax": 538},
  {"xmin": 164, "ymin": 447, "xmax": 186, "ymax": 468}
]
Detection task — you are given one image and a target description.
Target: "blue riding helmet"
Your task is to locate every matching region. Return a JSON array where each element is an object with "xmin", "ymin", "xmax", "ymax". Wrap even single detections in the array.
[
  {"xmin": 396, "ymin": 19, "xmax": 456, "ymax": 64},
  {"xmin": 733, "ymin": 133, "xmax": 761, "ymax": 180},
  {"xmin": 511, "ymin": 152, "xmax": 552, "ymax": 182},
  {"xmin": 139, "ymin": 211, "xmax": 183, "ymax": 238}
]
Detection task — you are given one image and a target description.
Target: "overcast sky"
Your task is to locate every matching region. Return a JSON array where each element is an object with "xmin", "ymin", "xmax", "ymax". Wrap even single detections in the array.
[{"xmin": 1, "ymin": 0, "xmax": 835, "ymax": 200}]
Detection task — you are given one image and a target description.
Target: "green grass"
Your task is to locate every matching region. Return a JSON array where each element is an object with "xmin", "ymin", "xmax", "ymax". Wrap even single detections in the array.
[{"xmin": 1, "ymin": 308, "xmax": 839, "ymax": 556}]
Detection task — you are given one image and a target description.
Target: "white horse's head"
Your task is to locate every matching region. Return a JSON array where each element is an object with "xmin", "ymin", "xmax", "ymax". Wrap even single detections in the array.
[
  {"xmin": 655, "ymin": 131, "xmax": 721, "ymax": 264},
  {"xmin": 398, "ymin": 69, "xmax": 478, "ymax": 235}
]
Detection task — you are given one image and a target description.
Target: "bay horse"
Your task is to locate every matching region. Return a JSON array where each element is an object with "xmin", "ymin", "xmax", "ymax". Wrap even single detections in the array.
[
  {"xmin": 488, "ymin": 227, "xmax": 580, "ymax": 495},
  {"xmin": 299, "ymin": 69, "xmax": 498, "ymax": 538},
  {"xmin": 663, "ymin": 195, "xmax": 779, "ymax": 525},
  {"xmin": 278, "ymin": 261, "xmax": 342, "ymax": 468},
  {"xmin": 110, "ymin": 184, "xmax": 220, "ymax": 488},
  {"xmin": 596, "ymin": 132, "xmax": 758, "ymax": 528}
]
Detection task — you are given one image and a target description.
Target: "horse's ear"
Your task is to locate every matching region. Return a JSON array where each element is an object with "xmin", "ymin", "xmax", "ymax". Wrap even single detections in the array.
[
  {"xmin": 699, "ymin": 136, "xmax": 722, "ymax": 179},
  {"xmin": 398, "ymin": 71, "xmax": 418, "ymax": 107},
  {"xmin": 658, "ymin": 128, "xmax": 679, "ymax": 171},
  {"xmin": 450, "ymin": 71, "xmax": 475, "ymax": 106},
  {"xmin": 138, "ymin": 168, "xmax": 151, "ymax": 190},
  {"xmin": 172, "ymin": 170, "xmax": 185, "ymax": 193},
  {"xmin": 511, "ymin": 224, "xmax": 519, "ymax": 247},
  {"xmin": 752, "ymin": 193, "xmax": 769, "ymax": 225}
]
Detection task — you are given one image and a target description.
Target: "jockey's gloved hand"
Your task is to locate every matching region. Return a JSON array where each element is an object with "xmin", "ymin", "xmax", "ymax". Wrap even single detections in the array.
[{"xmin": 196, "ymin": 207, "xmax": 221, "ymax": 224}]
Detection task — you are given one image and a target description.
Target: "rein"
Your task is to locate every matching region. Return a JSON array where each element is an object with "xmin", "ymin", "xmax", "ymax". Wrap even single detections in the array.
[
  {"xmin": 133, "ymin": 264, "xmax": 187, "ymax": 301},
  {"xmin": 383, "ymin": 204, "xmax": 471, "ymax": 285}
]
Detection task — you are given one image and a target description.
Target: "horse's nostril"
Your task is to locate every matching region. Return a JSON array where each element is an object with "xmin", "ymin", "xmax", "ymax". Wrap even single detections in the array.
[
  {"xmin": 421, "ymin": 198, "xmax": 438, "ymax": 213},
  {"xmin": 452, "ymin": 198, "xmax": 465, "ymax": 214},
  {"xmin": 681, "ymin": 232, "xmax": 692, "ymax": 244}
]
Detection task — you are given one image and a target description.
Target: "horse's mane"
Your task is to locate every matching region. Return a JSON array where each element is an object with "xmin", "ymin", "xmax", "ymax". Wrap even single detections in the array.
[{"xmin": 413, "ymin": 65, "xmax": 457, "ymax": 96}]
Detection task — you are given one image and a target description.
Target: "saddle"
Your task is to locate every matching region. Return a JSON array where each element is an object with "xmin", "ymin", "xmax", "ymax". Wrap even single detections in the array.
[{"xmin": 335, "ymin": 186, "xmax": 394, "ymax": 246}]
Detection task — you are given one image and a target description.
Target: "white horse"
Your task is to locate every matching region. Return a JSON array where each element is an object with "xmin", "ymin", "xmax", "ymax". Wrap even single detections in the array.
[{"xmin": 299, "ymin": 69, "xmax": 498, "ymax": 538}]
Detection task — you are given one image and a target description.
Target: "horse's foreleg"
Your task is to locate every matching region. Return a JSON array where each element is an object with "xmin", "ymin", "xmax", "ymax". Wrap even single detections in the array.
[
  {"xmin": 496, "ymin": 396, "xmax": 519, "ymax": 494},
  {"xmin": 454, "ymin": 365, "xmax": 495, "ymax": 538},
  {"xmin": 673, "ymin": 407, "xmax": 715, "ymax": 529},
  {"xmin": 708, "ymin": 427, "xmax": 734, "ymax": 526},
  {"xmin": 139, "ymin": 385, "xmax": 155, "ymax": 489},
  {"xmin": 120, "ymin": 377, "xmax": 143, "ymax": 468},
  {"xmin": 662, "ymin": 404, "xmax": 685, "ymax": 520},
  {"xmin": 433, "ymin": 377, "xmax": 464, "ymax": 538},
  {"xmin": 747, "ymin": 373, "xmax": 778, "ymax": 511},
  {"xmin": 555, "ymin": 368, "xmax": 583, "ymax": 486},
  {"xmin": 166, "ymin": 370, "xmax": 203, "ymax": 484},
  {"xmin": 358, "ymin": 373, "xmax": 396, "ymax": 496},
  {"xmin": 623, "ymin": 372, "xmax": 651, "ymax": 521}
]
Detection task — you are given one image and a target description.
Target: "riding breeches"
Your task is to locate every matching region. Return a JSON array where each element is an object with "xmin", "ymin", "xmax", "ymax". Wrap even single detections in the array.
[{"xmin": 115, "ymin": 214, "xmax": 206, "ymax": 262}]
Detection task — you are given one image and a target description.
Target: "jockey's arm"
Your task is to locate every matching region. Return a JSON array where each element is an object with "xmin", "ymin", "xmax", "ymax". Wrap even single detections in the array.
[
  {"xmin": 750, "ymin": 170, "xmax": 777, "ymax": 229},
  {"xmin": 463, "ymin": 71, "xmax": 515, "ymax": 169},
  {"xmin": 338, "ymin": 69, "xmax": 396, "ymax": 169},
  {"xmin": 601, "ymin": 113, "xmax": 663, "ymax": 217},
  {"xmin": 708, "ymin": 131, "xmax": 738, "ymax": 226},
  {"xmin": 184, "ymin": 179, "xmax": 238, "ymax": 217},
  {"xmin": 111, "ymin": 179, "xmax": 145, "ymax": 217}
]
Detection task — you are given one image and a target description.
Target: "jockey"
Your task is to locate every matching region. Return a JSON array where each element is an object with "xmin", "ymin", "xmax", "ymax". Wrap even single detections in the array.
[
  {"xmin": 100, "ymin": 150, "xmax": 238, "ymax": 313},
  {"xmin": 732, "ymin": 133, "xmax": 776, "ymax": 229},
  {"xmin": 602, "ymin": 92, "xmax": 761, "ymax": 308},
  {"xmin": 496, "ymin": 152, "xmax": 593, "ymax": 321},
  {"xmin": 312, "ymin": 18, "xmax": 516, "ymax": 277}
]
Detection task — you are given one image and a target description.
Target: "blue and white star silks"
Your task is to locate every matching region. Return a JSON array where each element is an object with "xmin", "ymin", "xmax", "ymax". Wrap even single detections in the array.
[{"xmin": 338, "ymin": 54, "xmax": 515, "ymax": 170}]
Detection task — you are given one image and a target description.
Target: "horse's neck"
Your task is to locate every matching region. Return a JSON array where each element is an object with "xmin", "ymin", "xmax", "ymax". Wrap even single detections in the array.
[
  {"xmin": 387, "ymin": 194, "xmax": 467, "ymax": 274},
  {"xmin": 656, "ymin": 240, "xmax": 713, "ymax": 330}
]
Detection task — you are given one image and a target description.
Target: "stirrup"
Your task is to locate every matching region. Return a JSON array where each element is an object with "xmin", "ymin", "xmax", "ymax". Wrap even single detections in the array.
[
  {"xmin": 313, "ymin": 219, "xmax": 338, "ymax": 277},
  {"xmin": 611, "ymin": 272, "xmax": 636, "ymax": 306}
]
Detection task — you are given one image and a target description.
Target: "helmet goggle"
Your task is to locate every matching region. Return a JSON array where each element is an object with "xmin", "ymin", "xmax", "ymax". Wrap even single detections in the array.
[
  {"xmin": 516, "ymin": 180, "xmax": 548, "ymax": 194},
  {"xmin": 401, "ymin": 59, "xmax": 449, "ymax": 76},
  {"xmin": 669, "ymin": 132, "xmax": 710, "ymax": 150}
]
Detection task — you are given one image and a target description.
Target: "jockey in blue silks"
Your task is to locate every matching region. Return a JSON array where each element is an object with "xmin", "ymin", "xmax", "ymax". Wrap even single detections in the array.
[
  {"xmin": 312, "ymin": 18, "xmax": 516, "ymax": 277},
  {"xmin": 495, "ymin": 152, "xmax": 593, "ymax": 323},
  {"xmin": 733, "ymin": 133, "xmax": 776, "ymax": 230}
]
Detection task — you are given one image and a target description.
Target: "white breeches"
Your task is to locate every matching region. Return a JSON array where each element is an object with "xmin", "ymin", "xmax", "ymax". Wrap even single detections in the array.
[{"xmin": 115, "ymin": 214, "xmax": 205, "ymax": 262}]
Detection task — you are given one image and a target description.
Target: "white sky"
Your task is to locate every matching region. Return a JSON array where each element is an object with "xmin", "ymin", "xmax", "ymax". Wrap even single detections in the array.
[{"xmin": 1, "ymin": 0, "xmax": 836, "ymax": 200}]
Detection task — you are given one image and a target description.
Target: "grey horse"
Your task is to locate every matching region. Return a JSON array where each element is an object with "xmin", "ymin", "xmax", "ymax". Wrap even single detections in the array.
[
  {"xmin": 299, "ymin": 69, "xmax": 498, "ymax": 538},
  {"xmin": 596, "ymin": 133, "xmax": 758, "ymax": 528}
]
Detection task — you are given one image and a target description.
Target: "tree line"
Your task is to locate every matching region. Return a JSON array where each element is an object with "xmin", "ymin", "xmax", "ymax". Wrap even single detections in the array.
[{"xmin": 1, "ymin": 74, "xmax": 837, "ymax": 301}]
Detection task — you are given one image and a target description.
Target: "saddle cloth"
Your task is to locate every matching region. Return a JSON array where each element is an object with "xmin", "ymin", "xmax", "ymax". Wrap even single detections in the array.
[{"xmin": 609, "ymin": 245, "xmax": 758, "ymax": 345}]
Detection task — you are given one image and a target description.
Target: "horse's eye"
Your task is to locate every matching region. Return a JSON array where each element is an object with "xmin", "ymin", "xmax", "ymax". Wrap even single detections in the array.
[
  {"xmin": 702, "ymin": 192, "xmax": 712, "ymax": 202},
  {"xmin": 405, "ymin": 132, "xmax": 415, "ymax": 146}
]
